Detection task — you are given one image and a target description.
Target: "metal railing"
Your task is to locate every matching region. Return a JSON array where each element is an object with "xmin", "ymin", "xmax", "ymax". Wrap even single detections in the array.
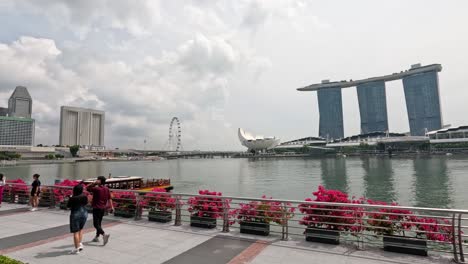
[{"xmin": 2, "ymin": 183, "xmax": 467, "ymax": 263}]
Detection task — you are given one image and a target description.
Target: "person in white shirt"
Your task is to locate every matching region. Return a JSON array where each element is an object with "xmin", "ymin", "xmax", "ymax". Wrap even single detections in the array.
[{"xmin": 0, "ymin": 173, "xmax": 5, "ymax": 207}]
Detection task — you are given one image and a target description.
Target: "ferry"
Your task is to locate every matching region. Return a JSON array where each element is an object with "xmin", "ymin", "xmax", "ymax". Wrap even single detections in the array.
[{"xmin": 83, "ymin": 176, "xmax": 173, "ymax": 192}]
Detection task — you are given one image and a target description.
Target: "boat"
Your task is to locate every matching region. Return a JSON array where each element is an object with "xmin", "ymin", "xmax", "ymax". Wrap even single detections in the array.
[{"xmin": 83, "ymin": 176, "xmax": 173, "ymax": 192}]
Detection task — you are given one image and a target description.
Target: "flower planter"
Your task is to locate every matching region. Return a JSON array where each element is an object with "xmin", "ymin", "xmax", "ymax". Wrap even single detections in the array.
[
  {"xmin": 148, "ymin": 210, "xmax": 172, "ymax": 223},
  {"xmin": 114, "ymin": 208, "xmax": 135, "ymax": 218},
  {"xmin": 383, "ymin": 235, "xmax": 428, "ymax": 256},
  {"xmin": 190, "ymin": 216, "xmax": 217, "ymax": 229},
  {"xmin": 18, "ymin": 196, "xmax": 29, "ymax": 204},
  {"xmin": 305, "ymin": 227, "xmax": 340, "ymax": 245},
  {"xmin": 38, "ymin": 192, "xmax": 53, "ymax": 207},
  {"xmin": 240, "ymin": 222, "xmax": 270, "ymax": 236},
  {"xmin": 85, "ymin": 204, "xmax": 93, "ymax": 213},
  {"xmin": 59, "ymin": 201, "xmax": 68, "ymax": 210}
]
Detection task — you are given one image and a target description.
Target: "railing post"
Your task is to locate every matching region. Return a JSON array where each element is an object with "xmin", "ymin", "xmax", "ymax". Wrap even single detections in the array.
[
  {"xmin": 174, "ymin": 195, "xmax": 182, "ymax": 226},
  {"xmin": 135, "ymin": 194, "xmax": 142, "ymax": 220},
  {"xmin": 458, "ymin": 213, "xmax": 465, "ymax": 263},
  {"xmin": 222, "ymin": 198, "xmax": 229, "ymax": 233},
  {"xmin": 452, "ymin": 213, "xmax": 460, "ymax": 263},
  {"xmin": 281, "ymin": 202, "xmax": 288, "ymax": 241},
  {"xmin": 49, "ymin": 187, "xmax": 56, "ymax": 209}
]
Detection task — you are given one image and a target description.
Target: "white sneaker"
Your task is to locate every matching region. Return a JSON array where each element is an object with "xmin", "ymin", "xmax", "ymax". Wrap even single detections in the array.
[
  {"xmin": 79, "ymin": 243, "xmax": 84, "ymax": 251},
  {"xmin": 69, "ymin": 249, "xmax": 80, "ymax": 255},
  {"xmin": 30, "ymin": 208, "xmax": 37, "ymax": 211}
]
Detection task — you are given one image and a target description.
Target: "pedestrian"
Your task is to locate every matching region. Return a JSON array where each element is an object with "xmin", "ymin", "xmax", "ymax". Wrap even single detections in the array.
[
  {"xmin": 0, "ymin": 173, "xmax": 5, "ymax": 207},
  {"xmin": 67, "ymin": 183, "xmax": 88, "ymax": 254},
  {"xmin": 86, "ymin": 176, "xmax": 114, "ymax": 245},
  {"xmin": 30, "ymin": 174, "xmax": 41, "ymax": 211}
]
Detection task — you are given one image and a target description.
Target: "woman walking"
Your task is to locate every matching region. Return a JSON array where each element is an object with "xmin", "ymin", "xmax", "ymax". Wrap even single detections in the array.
[
  {"xmin": 0, "ymin": 173, "xmax": 5, "ymax": 207},
  {"xmin": 67, "ymin": 184, "xmax": 88, "ymax": 254}
]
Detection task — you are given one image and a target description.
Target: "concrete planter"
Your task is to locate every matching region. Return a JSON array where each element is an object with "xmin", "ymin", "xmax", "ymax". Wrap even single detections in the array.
[
  {"xmin": 240, "ymin": 222, "xmax": 270, "ymax": 236},
  {"xmin": 190, "ymin": 216, "xmax": 217, "ymax": 229},
  {"xmin": 383, "ymin": 235, "xmax": 428, "ymax": 256},
  {"xmin": 305, "ymin": 227, "xmax": 340, "ymax": 245},
  {"xmin": 38, "ymin": 193, "xmax": 53, "ymax": 207},
  {"xmin": 18, "ymin": 196, "xmax": 29, "ymax": 205},
  {"xmin": 59, "ymin": 201, "xmax": 68, "ymax": 210},
  {"xmin": 114, "ymin": 208, "xmax": 135, "ymax": 218},
  {"xmin": 148, "ymin": 210, "xmax": 172, "ymax": 223}
]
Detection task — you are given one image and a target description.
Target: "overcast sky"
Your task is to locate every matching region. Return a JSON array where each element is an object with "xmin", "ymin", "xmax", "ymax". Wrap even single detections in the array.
[{"xmin": 1, "ymin": 0, "xmax": 467, "ymax": 150}]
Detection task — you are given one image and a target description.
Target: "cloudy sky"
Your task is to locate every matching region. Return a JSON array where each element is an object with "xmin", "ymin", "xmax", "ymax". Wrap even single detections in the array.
[{"xmin": 1, "ymin": 1, "xmax": 467, "ymax": 150}]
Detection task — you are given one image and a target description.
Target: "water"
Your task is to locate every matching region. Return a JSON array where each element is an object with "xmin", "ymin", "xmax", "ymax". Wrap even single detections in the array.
[{"xmin": 1, "ymin": 156, "xmax": 467, "ymax": 209}]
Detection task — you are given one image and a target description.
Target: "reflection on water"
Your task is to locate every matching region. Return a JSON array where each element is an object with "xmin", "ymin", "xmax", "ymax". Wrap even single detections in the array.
[
  {"xmin": 362, "ymin": 157, "xmax": 395, "ymax": 203},
  {"xmin": 0, "ymin": 156, "xmax": 462, "ymax": 208},
  {"xmin": 412, "ymin": 157, "xmax": 452, "ymax": 208},
  {"xmin": 320, "ymin": 158, "xmax": 348, "ymax": 193}
]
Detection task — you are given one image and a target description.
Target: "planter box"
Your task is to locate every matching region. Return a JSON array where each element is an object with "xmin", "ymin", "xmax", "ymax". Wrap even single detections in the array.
[
  {"xmin": 85, "ymin": 205, "xmax": 93, "ymax": 213},
  {"xmin": 18, "ymin": 196, "xmax": 29, "ymax": 204},
  {"xmin": 38, "ymin": 193, "xmax": 53, "ymax": 207},
  {"xmin": 114, "ymin": 209, "xmax": 135, "ymax": 218},
  {"xmin": 190, "ymin": 216, "xmax": 217, "ymax": 229},
  {"xmin": 305, "ymin": 227, "xmax": 340, "ymax": 245},
  {"xmin": 148, "ymin": 210, "xmax": 172, "ymax": 223},
  {"xmin": 383, "ymin": 235, "xmax": 427, "ymax": 256},
  {"xmin": 59, "ymin": 201, "xmax": 68, "ymax": 210},
  {"xmin": 240, "ymin": 222, "xmax": 270, "ymax": 236}
]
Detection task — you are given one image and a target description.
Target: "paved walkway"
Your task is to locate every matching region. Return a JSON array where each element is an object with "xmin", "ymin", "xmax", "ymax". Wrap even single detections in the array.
[{"xmin": 0, "ymin": 204, "xmax": 454, "ymax": 264}]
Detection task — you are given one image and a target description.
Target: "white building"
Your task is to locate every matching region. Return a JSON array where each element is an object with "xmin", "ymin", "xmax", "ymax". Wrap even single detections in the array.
[
  {"xmin": 59, "ymin": 106, "xmax": 105, "ymax": 147},
  {"xmin": 238, "ymin": 128, "xmax": 280, "ymax": 151}
]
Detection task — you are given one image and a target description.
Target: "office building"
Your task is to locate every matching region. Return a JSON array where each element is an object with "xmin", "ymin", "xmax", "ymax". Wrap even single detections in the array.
[
  {"xmin": 0, "ymin": 86, "xmax": 35, "ymax": 146},
  {"xmin": 59, "ymin": 106, "xmax": 105, "ymax": 147},
  {"xmin": 8, "ymin": 86, "xmax": 32, "ymax": 118},
  {"xmin": 0, "ymin": 116, "xmax": 35, "ymax": 146}
]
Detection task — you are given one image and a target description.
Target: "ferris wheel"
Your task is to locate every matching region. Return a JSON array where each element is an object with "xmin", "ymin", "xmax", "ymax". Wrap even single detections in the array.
[{"xmin": 164, "ymin": 117, "xmax": 182, "ymax": 151}]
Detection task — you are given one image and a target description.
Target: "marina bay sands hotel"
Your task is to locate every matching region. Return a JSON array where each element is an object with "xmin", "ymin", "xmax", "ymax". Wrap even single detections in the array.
[{"xmin": 298, "ymin": 63, "xmax": 443, "ymax": 140}]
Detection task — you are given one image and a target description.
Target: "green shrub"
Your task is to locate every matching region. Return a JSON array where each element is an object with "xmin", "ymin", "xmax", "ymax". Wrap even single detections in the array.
[{"xmin": 0, "ymin": 255, "xmax": 25, "ymax": 264}]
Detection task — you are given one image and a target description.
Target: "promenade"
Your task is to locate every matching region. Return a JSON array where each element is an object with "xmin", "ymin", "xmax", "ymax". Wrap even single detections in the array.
[{"xmin": 0, "ymin": 204, "xmax": 453, "ymax": 264}]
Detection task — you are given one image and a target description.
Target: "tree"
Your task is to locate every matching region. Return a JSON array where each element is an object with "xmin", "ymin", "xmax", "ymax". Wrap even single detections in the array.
[{"xmin": 69, "ymin": 145, "xmax": 80, "ymax": 157}]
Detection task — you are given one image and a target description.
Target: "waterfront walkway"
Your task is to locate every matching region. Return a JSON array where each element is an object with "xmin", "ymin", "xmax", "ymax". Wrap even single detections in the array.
[{"xmin": 0, "ymin": 204, "xmax": 453, "ymax": 264}]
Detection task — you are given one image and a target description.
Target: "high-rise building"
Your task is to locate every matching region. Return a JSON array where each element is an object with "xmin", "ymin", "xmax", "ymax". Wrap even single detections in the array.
[
  {"xmin": 59, "ymin": 106, "xmax": 105, "ymax": 147},
  {"xmin": 402, "ymin": 70, "xmax": 442, "ymax": 136},
  {"xmin": 0, "ymin": 116, "xmax": 35, "ymax": 145},
  {"xmin": 357, "ymin": 81, "xmax": 389, "ymax": 134},
  {"xmin": 297, "ymin": 64, "xmax": 443, "ymax": 138},
  {"xmin": 0, "ymin": 107, "xmax": 8, "ymax": 116},
  {"xmin": 8, "ymin": 86, "xmax": 32, "ymax": 118},
  {"xmin": 317, "ymin": 86, "xmax": 344, "ymax": 140},
  {"xmin": 0, "ymin": 86, "xmax": 35, "ymax": 146}
]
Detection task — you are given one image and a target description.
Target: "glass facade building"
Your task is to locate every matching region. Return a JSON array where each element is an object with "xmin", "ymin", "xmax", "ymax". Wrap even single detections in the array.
[
  {"xmin": 0, "ymin": 116, "xmax": 35, "ymax": 146},
  {"xmin": 357, "ymin": 81, "xmax": 389, "ymax": 134},
  {"xmin": 403, "ymin": 71, "xmax": 442, "ymax": 136},
  {"xmin": 317, "ymin": 87, "xmax": 344, "ymax": 140}
]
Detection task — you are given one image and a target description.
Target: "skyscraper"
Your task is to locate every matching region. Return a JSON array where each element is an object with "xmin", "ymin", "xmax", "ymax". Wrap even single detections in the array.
[
  {"xmin": 0, "ymin": 86, "xmax": 35, "ymax": 146},
  {"xmin": 297, "ymin": 64, "xmax": 443, "ymax": 138},
  {"xmin": 8, "ymin": 86, "xmax": 32, "ymax": 118},
  {"xmin": 317, "ymin": 86, "xmax": 344, "ymax": 140},
  {"xmin": 59, "ymin": 106, "xmax": 105, "ymax": 147},
  {"xmin": 357, "ymin": 81, "xmax": 389, "ymax": 134},
  {"xmin": 402, "ymin": 71, "xmax": 443, "ymax": 136}
]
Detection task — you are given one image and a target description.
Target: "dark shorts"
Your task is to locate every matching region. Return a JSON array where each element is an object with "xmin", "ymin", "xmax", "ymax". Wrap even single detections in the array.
[
  {"xmin": 30, "ymin": 190, "xmax": 40, "ymax": 197},
  {"xmin": 70, "ymin": 210, "xmax": 88, "ymax": 233}
]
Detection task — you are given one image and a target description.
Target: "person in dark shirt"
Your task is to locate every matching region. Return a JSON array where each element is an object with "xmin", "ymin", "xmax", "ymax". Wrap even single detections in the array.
[
  {"xmin": 86, "ymin": 176, "xmax": 114, "ymax": 246},
  {"xmin": 67, "ymin": 184, "xmax": 88, "ymax": 254},
  {"xmin": 30, "ymin": 174, "xmax": 41, "ymax": 211}
]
